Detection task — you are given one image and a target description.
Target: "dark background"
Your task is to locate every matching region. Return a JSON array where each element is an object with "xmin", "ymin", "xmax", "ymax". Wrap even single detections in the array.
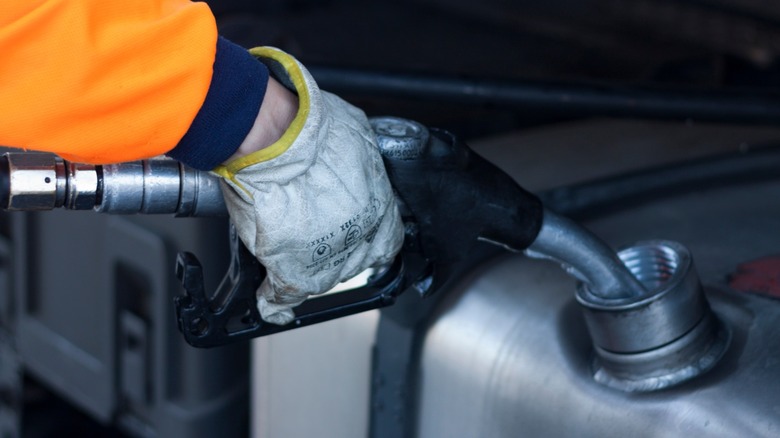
[{"xmin": 210, "ymin": 0, "xmax": 780, "ymax": 138}]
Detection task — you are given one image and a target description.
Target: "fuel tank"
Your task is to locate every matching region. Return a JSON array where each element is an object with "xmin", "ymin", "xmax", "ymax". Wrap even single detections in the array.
[{"xmin": 416, "ymin": 151, "xmax": 780, "ymax": 437}]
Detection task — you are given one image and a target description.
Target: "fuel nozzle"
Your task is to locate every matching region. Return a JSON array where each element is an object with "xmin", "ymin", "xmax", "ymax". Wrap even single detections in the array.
[
  {"xmin": 373, "ymin": 116, "xmax": 646, "ymax": 300},
  {"xmin": 0, "ymin": 152, "xmax": 226, "ymax": 217}
]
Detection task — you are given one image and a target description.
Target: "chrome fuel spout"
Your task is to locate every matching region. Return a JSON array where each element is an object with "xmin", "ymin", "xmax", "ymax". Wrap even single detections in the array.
[{"xmin": 525, "ymin": 209, "xmax": 647, "ymax": 300}]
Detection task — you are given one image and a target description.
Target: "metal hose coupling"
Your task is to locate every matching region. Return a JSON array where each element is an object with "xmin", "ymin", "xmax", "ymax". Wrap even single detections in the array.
[
  {"xmin": 576, "ymin": 240, "xmax": 730, "ymax": 392},
  {"xmin": 0, "ymin": 152, "xmax": 226, "ymax": 217}
]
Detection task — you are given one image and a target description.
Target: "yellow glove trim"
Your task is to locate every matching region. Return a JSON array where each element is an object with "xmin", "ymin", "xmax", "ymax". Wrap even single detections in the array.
[{"xmin": 212, "ymin": 47, "xmax": 310, "ymax": 186}]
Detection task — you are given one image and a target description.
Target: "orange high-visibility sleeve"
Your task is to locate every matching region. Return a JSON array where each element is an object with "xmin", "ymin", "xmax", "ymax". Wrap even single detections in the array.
[{"xmin": 0, "ymin": 1, "xmax": 217, "ymax": 164}]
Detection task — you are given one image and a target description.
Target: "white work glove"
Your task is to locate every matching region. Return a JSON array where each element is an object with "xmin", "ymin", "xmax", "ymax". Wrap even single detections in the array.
[{"xmin": 214, "ymin": 47, "xmax": 404, "ymax": 325}]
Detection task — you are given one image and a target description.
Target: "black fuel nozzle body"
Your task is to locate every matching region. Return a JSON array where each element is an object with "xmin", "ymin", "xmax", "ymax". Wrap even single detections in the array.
[{"xmin": 375, "ymin": 118, "xmax": 544, "ymax": 294}]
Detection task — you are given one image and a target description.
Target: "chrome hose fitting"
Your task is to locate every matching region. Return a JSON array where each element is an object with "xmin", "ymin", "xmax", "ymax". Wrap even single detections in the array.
[{"xmin": 0, "ymin": 152, "xmax": 226, "ymax": 217}]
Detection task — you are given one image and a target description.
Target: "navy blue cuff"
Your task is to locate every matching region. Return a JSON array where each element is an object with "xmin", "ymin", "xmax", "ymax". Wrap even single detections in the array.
[{"xmin": 168, "ymin": 37, "xmax": 269, "ymax": 170}]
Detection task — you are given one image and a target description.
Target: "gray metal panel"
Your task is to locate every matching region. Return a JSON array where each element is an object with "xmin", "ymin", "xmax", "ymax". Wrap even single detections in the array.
[
  {"xmin": 15, "ymin": 211, "xmax": 116, "ymax": 420},
  {"xmin": 13, "ymin": 210, "xmax": 249, "ymax": 437}
]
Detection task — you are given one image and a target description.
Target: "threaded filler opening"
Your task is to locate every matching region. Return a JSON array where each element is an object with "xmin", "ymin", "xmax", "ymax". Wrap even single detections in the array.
[{"xmin": 618, "ymin": 243, "xmax": 681, "ymax": 292}]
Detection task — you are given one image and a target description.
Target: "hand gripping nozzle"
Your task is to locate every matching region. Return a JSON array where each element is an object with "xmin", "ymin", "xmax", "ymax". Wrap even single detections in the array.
[{"xmin": 174, "ymin": 117, "xmax": 644, "ymax": 348}]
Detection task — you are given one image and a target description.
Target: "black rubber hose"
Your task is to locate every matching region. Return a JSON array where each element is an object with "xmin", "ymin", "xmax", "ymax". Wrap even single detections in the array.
[
  {"xmin": 310, "ymin": 67, "xmax": 780, "ymax": 125},
  {"xmin": 539, "ymin": 145, "xmax": 780, "ymax": 218}
]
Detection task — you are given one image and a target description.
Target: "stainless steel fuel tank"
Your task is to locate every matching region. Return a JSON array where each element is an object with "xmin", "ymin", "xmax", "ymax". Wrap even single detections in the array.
[{"xmin": 416, "ymin": 169, "xmax": 780, "ymax": 437}]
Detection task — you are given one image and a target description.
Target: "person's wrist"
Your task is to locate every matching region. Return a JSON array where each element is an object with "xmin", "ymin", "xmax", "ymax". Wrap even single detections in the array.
[{"xmin": 224, "ymin": 77, "xmax": 298, "ymax": 163}]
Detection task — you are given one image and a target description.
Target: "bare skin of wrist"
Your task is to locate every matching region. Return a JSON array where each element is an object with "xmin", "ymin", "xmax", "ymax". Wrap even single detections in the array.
[{"xmin": 224, "ymin": 77, "xmax": 299, "ymax": 163}]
